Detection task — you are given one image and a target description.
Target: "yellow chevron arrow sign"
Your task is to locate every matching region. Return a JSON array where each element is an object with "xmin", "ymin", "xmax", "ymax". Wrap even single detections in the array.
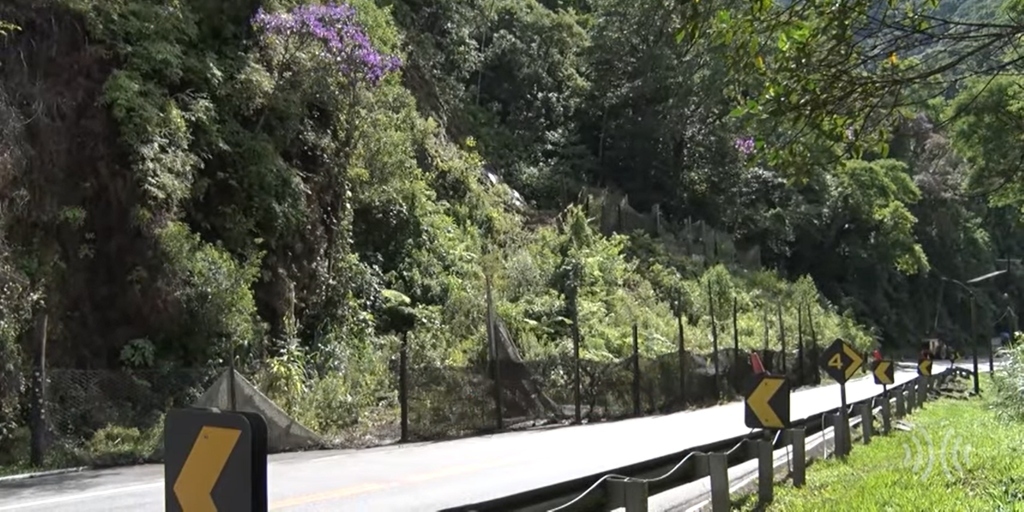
[
  {"xmin": 164, "ymin": 407, "xmax": 268, "ymax": 512},
  {"xmin": 842, "ymin": 343, "xmax": 863, "ymax": 381},
  {"xmin": 918, "ymin": 358, "xmax": 932, "ymax": 377},
  {"xmin": 174, "ymin": 426, "xmax": 242, "ymax": 512},
  {"xmin": 872, "ymin": 360, "xmax": 894, "ymax": 385},
  {"xmin": 744, "ymin": 374, "xmax": 790, "ymax": 429}
]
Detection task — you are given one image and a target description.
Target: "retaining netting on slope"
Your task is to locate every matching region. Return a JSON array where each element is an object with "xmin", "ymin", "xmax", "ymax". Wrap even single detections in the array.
[
  {"xmin": 401, "ymin": 346, "xmax": 826, "ymax": 442},
  {"xmin": 9, "ymin": 343, "xmax": 831, "ymax": 468}
]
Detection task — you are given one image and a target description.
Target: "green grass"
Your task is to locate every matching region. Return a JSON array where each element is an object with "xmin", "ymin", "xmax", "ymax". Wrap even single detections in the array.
[{"xmin": 734, "ymin": 394, "xmax": 1024, "ymax": 511}]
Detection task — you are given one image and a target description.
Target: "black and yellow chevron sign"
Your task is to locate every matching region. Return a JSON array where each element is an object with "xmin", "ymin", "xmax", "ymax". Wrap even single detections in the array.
[
  {"xmin": 820, "ymin": 338, "xmax": 864, "ymax": 385},
  {"xmin": 918, "ymin": 358, "xmax": 933, "ymax": 377},
  {"xmin": 872, "ymin": 359, "xmax": 895, "ymax": 385},
  {"xmin": 744, "ymin": 373, "xmax": 790, "ymax": 429},
  {"xmin": 164, "ymin": 408, "xmax": 269, "ymax": 512}
]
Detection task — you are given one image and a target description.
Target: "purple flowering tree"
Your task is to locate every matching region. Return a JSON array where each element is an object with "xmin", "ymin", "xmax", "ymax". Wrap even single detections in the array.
[
  {"xmin": 252, "ymin": 3, "xmax": 401, "ymax": 88},
  {"xmin": 243, "ymin": 3, "xmax": 405, "ymax": 274},
  {"xmin": 734, "ymin": 136, "xmax": 755, "ymax": 156}
]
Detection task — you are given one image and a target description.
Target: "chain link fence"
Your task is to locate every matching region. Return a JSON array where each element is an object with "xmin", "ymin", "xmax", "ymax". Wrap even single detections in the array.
[
  {"xmin": 5, "ymin": 318, "xmax": 834, "ymax": 473},
  {"xmin": 400, "ymin": 344, "xmax": 824, "ymax": 442},
  {"xmin": 8, "ymin": 343, "xmax": 824, "ymax": 468},
  {"xmin": 19, "ymin": 368, "xmax": 221, "ymax": 468}
]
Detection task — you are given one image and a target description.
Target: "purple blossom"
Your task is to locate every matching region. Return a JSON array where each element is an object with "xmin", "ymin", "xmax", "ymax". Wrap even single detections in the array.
[
  {"xmin": 253, "ymin": 3, "xmax": 402, "ymax": 87},
  {"xmin": 734, "ymin": 136, "xmax": 755, "ymax": 156}
]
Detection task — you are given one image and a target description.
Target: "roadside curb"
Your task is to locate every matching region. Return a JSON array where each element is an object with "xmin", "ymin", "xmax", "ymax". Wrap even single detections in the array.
[{"xmin": 0, "ymin": 466, "xmax": 88, "ymax": 484}]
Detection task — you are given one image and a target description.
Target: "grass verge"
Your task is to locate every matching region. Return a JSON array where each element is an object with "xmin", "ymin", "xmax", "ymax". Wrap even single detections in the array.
[{"xmin": 734, "ymin": 393, "xmax": 1024, "ymax": 511}]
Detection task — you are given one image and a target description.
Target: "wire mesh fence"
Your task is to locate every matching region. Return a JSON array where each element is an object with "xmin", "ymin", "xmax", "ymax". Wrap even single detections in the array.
[
  {"xmin": 10, "ymin": 343, "xmax": 826, "ymax": 465},
  {"xmin": 396, "ymin": 343, "xmax": 824, "ymax": 443},
  {"xmin": 35, "ymin": 368, "xmax": 221, "ymax": 467},
  {"xmin": 46, "ymin": 368, "xmax": 216, "ymax": 437},
  {"xmin": 5, "ymin": 314, "xmax": 836, "ymax": 473}
]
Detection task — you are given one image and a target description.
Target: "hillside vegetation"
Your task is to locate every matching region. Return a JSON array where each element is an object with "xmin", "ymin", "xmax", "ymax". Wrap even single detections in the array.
[{"xmin": 0, "ymin": 0, "xmax": 1021, "ymax": 460}]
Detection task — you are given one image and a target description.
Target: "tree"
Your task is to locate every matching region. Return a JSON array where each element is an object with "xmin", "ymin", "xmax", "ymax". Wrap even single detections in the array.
[
  {"xmin": 699, "ymin": 0, "xmax": 1024, "ymax": 174},
  {"xmin": 947, "ymin": 75, "xmax": 1024, "ymax": 212}
]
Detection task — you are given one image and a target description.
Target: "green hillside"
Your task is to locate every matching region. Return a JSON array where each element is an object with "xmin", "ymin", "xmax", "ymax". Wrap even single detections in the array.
[{"xmin": 0, "ymin": 0, "xmax": 1022, "ymax": 462}]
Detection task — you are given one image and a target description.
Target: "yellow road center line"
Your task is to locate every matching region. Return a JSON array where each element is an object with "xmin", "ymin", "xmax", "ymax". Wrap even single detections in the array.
[
  {"xmin": 270, "ymin": 482, "xmax": 393, "ymax": 510},
  {"xmin": 269, "ymin": 460, "xmax": 512, "ymax": 510}
]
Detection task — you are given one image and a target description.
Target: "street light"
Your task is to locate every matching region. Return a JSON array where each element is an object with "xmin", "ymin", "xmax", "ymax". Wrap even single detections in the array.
[
  {"xmin": 938, "ymin": 277, "xmax": 980, "ymax": 394},
  {"xmin": 966, "ymin": 270, "xmax": 1008, "ymax": 376},
  {"xmin": 940, "ymin": 270, "xmax": 1008, "ymax": 394}
]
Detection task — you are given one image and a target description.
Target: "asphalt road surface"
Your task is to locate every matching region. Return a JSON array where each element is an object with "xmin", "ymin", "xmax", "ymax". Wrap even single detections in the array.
[{"xmin": 0, "ymin": 359, "xmax": 990, "ymax": 512}]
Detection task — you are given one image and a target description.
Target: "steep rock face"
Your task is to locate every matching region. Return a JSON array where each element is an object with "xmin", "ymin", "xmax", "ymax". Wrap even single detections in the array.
[{"xmin": 0, "ymin": 3, "xmax": 169, "ymax": 367}]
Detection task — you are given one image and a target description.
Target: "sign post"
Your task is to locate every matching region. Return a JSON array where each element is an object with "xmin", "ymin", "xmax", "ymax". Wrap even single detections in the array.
[
  {"xmin": 164, "ymin": 408, "xmax": 268, "ymax": 512},
  {"xmin": 819, "ymin": 338, "xmax": 864, "ymax": 458}
]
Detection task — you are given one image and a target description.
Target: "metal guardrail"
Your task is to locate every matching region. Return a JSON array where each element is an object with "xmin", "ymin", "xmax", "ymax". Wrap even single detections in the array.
[{"xmin": 441, "ymin": 367, "xmax": 973, "ymax": 512}]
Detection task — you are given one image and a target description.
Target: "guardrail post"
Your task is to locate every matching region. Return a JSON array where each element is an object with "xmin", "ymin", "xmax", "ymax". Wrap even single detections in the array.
[
  {"xmin": 709, "ymin": 452, "xmax": 730, "ymax": 512},
  {"xmin": 881, "ymin": 394, "xmax": 892, "ymax": 434},
  {"xmin": 895, "ymin": 388, "xmax": 906, "ymax": 418},
  {"xmin": 607, "ymin": 477, "xmax": 649, "ymax": 512},
  {"xmin": 788, "ymin": 427, "xmax": 806, "ymax": 487},
  {"xmin": 757, "ymin": 438, "xmax": 773, "ymax": 505},
  {"xmin": 829, "ymin": 413, "xmax": 848, "ymax": 458},
  {"xmin": 917, "ymin": 376, "xmax": 928, "ymax": 406},
  {"xmin": 859, "ymin": 403, "xmax": 872, "ymax": 444},
  {"xmin": 906, "ymin": 385, "xmax": 916, "ymax": 413}
]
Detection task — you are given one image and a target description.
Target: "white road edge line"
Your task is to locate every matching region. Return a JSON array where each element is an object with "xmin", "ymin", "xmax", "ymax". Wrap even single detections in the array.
[{"xmin": 0, "ymin": 482, "xmax": 162, "ymax": 511}]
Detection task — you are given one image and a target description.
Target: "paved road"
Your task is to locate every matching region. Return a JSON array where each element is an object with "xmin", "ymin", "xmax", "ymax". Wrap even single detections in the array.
[{"xmin": 0, "ymin": 360, "xmax": 989, "ymax": 512}]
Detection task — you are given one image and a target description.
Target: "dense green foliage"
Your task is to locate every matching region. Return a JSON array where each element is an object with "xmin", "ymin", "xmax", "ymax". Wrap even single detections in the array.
[
  {"xmin": 0, "ymin": 0, "xmax": 1022, "ymax": 453},
  {"xmin": 994, "ymin": 334, "xmax": 1024, "ymax": 419}
]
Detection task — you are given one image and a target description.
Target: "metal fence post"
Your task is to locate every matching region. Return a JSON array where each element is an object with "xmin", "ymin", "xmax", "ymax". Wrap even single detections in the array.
[
  {"xmin": 632, "ymin": 323, "xmax": 641, "ymax": 417},
  {"xmin": 486, "ymin": 273, "xmax": 503, "ymax": 430},
  {"xmin": 677, "ymin": 313, "xmax": 686, "ymax": 407},
  {"xmin": 776, "ymin": 303, "xmax": 787, "ymax": 375},
  {"xmin": 29, "ymin": 312, "xmax": 48, "ymax": 467},
  {"xmin": 708, "ymin": 280, "xmax": 720, "ymax": 401},
  {"xmin": 971, "ymin": 295, "xmax": 980, "ymax": 394},
  {"xmin": 732, "ymin": 296, "xmax": 740, "ymax": 383},
  {"xmin": 228, "ymin": 340, "xmax": 237, "ymax": 412},
  {"xmin": 807, "ymin": 303, "xmax": 819, "ymax": 381},
  {"xmin": 571, "ymin": 289, "xmax": 582, "ymax": 425},
  {"xmin": 895, "ymin": 387, "xmax": 906, "ymax": 418},
  {"xmin": 400, "ymin": 331, "xmax": 410, "ymax": 442},
  {"xmin": 762, "ymin": 305, "xmax": 770, "ymax": 355},
  {"xmin": 797, "ymin": 305, "xmax": 805, "ymax": 384}
]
